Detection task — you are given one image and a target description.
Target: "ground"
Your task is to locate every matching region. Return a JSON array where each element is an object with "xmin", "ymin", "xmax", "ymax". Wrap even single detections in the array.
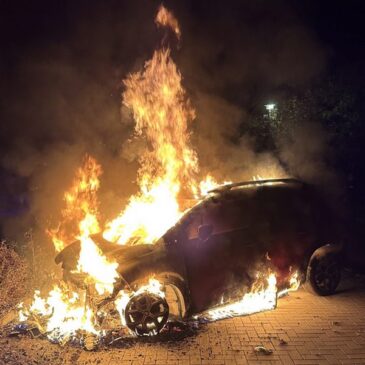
[{"xmin": 1, "ymin": 274, "xmax": 365, "ymax": 365}]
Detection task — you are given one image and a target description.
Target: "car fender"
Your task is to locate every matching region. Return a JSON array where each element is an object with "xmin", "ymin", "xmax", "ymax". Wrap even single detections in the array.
[
  {"xmin": 309, "ymin": 243, "xmax": 343, "ymax": 262},
  {"xmin": 156, "ymin": 271, "xmax": 191, "ymax": 317}
]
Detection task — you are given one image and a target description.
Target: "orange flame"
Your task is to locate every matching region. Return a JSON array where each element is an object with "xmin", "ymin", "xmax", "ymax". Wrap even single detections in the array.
[
  {"xmin": 197, "ymin": 174, "xmax": 232, "ymax": 197},
  {"xmin": 206, "ymin": 272, "xmax": 277, "ymax": 321},
  {"xmin": 155, "ymin": 4, "xmax": 181, "ymax": 39},
  {"xmin": 103, "ymin": 48, "xmax": 198, "ymax": 245},
  {"xmin": 47, "ymin": 155, "xmax": 102, "ymax": 252}
]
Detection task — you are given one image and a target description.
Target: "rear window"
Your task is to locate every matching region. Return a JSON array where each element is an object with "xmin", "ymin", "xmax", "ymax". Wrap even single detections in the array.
[{"xmin": 256, "ymin": 187, "xmax": 315, "ymax": 233}]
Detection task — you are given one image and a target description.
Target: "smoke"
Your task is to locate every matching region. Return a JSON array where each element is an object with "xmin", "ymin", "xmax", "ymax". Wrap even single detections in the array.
[
  {"xmin": 175, "ymin": 1, "xmax": 329, "ymax": 185},
  {"xmin": 0, "ymin": 0, "xmax": 333, "ymax": 249},
  {"xmin": 191, "ymin": 92, "xmax": 287, "ymax": 182},
  {"xmin": 277, "ymin": 122, "xmax": 334, "ymax": 183}
]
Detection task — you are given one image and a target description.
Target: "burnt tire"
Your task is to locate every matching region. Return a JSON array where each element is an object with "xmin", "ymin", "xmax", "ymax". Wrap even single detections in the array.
[
  {"xmin": 307, "ymin": 252, "xmax": 341, "ymax": 296},
  {"xmin": 125, "ymin": 292, "xmax": 169, "ymax": 336}
]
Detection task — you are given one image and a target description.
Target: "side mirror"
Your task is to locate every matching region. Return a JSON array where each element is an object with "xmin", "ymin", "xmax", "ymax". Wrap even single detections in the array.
[{"xmin": 198, "ymin": 224, "xmax": 213, "ymax": 242}]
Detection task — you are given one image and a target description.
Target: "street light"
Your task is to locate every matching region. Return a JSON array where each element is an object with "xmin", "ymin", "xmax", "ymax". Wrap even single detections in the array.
[
  {"xmin": 265, "ymin": 103, "xmax": 276, "ymax": 111},
  {"xmin": 264, "ymin": 103, "xmax": 277, "ymax": 120}
]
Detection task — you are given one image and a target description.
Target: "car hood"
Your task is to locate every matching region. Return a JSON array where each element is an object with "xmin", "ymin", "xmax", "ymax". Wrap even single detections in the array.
[{"xmin": 55, "ymin": 233, "xmax": 165, "ymax": 273}]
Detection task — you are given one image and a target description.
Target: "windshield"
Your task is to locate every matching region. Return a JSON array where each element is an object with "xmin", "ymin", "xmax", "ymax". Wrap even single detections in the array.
[{"xmin": 161, "ymin": 198, "xmax": 210, "ymax": 246}]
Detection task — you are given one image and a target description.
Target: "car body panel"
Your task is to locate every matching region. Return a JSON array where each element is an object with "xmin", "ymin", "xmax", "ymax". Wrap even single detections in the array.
[{"xmin": 55, "ymin": 180, "xmax": 343, "ymax": 316}]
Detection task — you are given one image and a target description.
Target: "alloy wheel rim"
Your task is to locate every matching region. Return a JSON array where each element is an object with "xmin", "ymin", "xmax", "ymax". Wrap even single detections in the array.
[
  {"xmin": 125, "ymin": 292, "xmax": 169, "ymax": 335},
  {"xmin": 314, "ymin": 257, "xmax": 340, "ymax": 292}
]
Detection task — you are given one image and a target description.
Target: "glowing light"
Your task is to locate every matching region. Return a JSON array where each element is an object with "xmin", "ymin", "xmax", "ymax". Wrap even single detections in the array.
[
  {"xmin": 278, "ymin": 271, "xmax": 301, "ymax": 297},
  {"xmin": 155, "ymin": 4, "xmax": 181, "ymax": 39},
  {"xmin": 206, "ymin": 272, "xmax": 277, "ymax": 321},
  {"xmin": 206, "ymin": 270, "xmax": 301, "ymax": 321},
  {"xmin": 265, "ymin": 103, "xmax": 276, "ymax": 111}
]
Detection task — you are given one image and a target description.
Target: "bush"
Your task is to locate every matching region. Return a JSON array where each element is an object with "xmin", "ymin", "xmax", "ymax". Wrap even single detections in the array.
[{"xmin": 0, "ymin": 242, "xmax": 29, "ymax": 316}]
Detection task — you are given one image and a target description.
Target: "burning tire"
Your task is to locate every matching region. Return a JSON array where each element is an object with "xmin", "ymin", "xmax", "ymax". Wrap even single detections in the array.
[
  {"xmin": 307, "ymin": 250, "xmax": 341, "ymax": 296},
  {"xmin": 124, "ymin": 292, "xmax": 169, "ymax": 336}
]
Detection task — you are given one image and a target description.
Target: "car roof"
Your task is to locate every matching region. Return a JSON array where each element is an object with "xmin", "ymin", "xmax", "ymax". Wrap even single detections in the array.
[
  {"xmin": 208, "ymin": 178, "xmax": 304, "ymax": 194},
  {"xmin": 204, "ymin": 178, "xmax": 310, "ymax": 203}
]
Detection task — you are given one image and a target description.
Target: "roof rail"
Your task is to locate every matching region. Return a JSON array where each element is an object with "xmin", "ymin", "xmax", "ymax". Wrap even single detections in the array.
[{"xmin": 208, "ymin": 178, "xmax": 303, "ymax": 194}]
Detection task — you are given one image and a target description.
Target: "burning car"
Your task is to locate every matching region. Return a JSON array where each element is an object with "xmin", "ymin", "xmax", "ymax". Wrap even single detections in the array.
[{"xmin": 55, "ymin": 178, "xmax": 343, "ymax": 336}]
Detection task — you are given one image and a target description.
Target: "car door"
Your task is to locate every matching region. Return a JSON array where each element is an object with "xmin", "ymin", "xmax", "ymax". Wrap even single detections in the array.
[
  {"xmin": 256, "ymin": 187, "xmax": 317, "ymax": 284},
  {"xmin": 181, "ymin": 195, "xmax": 260, "ymax": 313}
]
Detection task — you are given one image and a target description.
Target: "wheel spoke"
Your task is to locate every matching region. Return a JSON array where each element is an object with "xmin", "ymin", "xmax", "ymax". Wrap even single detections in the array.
[
  {"xmin": 127, "ymin": 309, "xmax": 141, "ymax": 315},
  {"xmin": 153, "ymin": 318, "xmax": 160, "ymax": 328}
]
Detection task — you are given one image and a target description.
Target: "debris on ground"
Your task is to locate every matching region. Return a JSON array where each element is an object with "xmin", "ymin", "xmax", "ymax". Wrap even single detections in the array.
[
  {"xmin": 2, "ymin": 317, "xmax": 204, "ymax": 351},
  {"xmin": 254, "ymin": 345, "xmax": 273, "ymax": 355},
  {"xmin": 0, "ymin": 309, "xmax": 18, "ymax": 327},
  {"xmin": 105, "ymin": 319, "xmax": 203, "ymax": 348},
  {"xmin": 83, "ymin": 333, "xmax": 99, "ymax": 351},
  {"xmin": 279, "ymin": 338, "xmax": 288, "ymax": 345}
]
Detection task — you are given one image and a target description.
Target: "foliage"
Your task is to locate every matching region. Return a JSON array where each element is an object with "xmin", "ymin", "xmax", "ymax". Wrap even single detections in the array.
[{"xmin": 0, "ymin": 242, "xmax": 29, "ymax": 317}]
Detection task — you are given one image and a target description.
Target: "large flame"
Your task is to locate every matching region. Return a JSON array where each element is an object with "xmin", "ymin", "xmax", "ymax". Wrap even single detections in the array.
[
  {"xmin": 103, "ymin": 47, "xmax": 198, "ymax": 245},
  {"xmin": 47, "ymin": 155, "xmax": 102, "ymax": 252},
  {"xmin": 19, "ymin": 286, "xmax": 99, "ymax": 343},
  {"xmin": 47, "ymin": 154, "xmax": 119, "ymax": 295}
]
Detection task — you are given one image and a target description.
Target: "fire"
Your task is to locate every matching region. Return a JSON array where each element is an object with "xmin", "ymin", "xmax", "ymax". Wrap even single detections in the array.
[
  {"xmin": 155, "ymin": 5, "xmax": 181, "ymax": 39},
  {"xmin": 103, "ymin": 47, "xmax": 198, "ymax": 244},
  {"xmin": 205, "ymin": 270, "xmax": 301, "ymax": 321},
  {"xmin": 278, "ymin": 271, "xmax": 301, "ymax": 297},
  {"xmin": 47, "ymin": 155, "xmax": 102, "ymax": 252},
  {"xmin": 197, "ymin": 174, "xmax": 232, "ymax": 197},
  {"xmin": 47, "ymin": 154, "xmax": 119, "ymax": 295},
  {"xmin": 76, "ymin": 235, "xmax": 118, "ymax": 295},
  {"xmin": 19, "ymin": 286, "xmax": 99, "ymax": 343},
  {"xmin": 206, "ymin": 272, "xmax": 277, "ymax": 321}
]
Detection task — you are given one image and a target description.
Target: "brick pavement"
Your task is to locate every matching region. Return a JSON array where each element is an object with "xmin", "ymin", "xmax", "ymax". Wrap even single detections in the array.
[{"xmin": 1, "ymin": 277, "xmax": 365, "ymax": 365}]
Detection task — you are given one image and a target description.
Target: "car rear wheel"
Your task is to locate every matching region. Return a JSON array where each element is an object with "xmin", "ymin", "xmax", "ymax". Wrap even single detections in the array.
[{"xmin": 307, "ymin": 252, "xmax": 341, "ymax": 296}]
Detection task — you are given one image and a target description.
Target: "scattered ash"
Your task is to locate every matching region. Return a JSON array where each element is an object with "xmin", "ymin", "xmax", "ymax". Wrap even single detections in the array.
[
  {"xmin": 1, "ymin": 318, "xmax": 205, "ymax": 352},
  {"xmin": 105, "ymin": 319, "xmax": 205, "ymax": 349}
]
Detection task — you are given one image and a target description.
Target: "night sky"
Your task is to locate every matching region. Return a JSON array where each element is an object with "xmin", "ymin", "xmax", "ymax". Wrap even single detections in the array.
[{"xmin": 0, "ymin": 0, "xmax": 364, "ymax": 262}]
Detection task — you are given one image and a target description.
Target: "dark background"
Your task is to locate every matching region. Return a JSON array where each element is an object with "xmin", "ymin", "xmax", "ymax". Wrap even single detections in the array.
[{"xmin": 0, "ymin": 0, "xmax": 364, "ymax": 266}]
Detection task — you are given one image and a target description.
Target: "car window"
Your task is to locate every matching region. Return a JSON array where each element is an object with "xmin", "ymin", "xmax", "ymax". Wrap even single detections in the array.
[
  {"xmin": 183, "ymin": 194, "xmax": 258, "ymax": 241},
  {"xmin": 257, "ymin": 187, "xmax": 315, "ymax": 233},
  {"xmin": 201, "ymin": 198, "xmax": 252, "ymax": 235}
]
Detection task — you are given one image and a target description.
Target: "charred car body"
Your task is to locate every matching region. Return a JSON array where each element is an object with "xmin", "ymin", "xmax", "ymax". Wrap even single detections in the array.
[{"xmin": 56, "ymin": 179, "xmax": 343, "ymax": 335}]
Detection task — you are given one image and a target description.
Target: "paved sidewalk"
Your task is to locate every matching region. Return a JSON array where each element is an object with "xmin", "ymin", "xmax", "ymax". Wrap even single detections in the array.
[{"xmin": 1, "ymin": 277, "xmax": 365, "ymax": 365}]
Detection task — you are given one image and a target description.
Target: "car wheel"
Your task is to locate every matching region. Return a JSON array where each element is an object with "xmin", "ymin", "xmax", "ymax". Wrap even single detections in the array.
[
  {"xmin": 307, "ymin": 252, "xmax": 341, "ymax": 296},
  {"xmin": 124, "ymin": 292, "xmax": 169, "ymax": 336}
]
